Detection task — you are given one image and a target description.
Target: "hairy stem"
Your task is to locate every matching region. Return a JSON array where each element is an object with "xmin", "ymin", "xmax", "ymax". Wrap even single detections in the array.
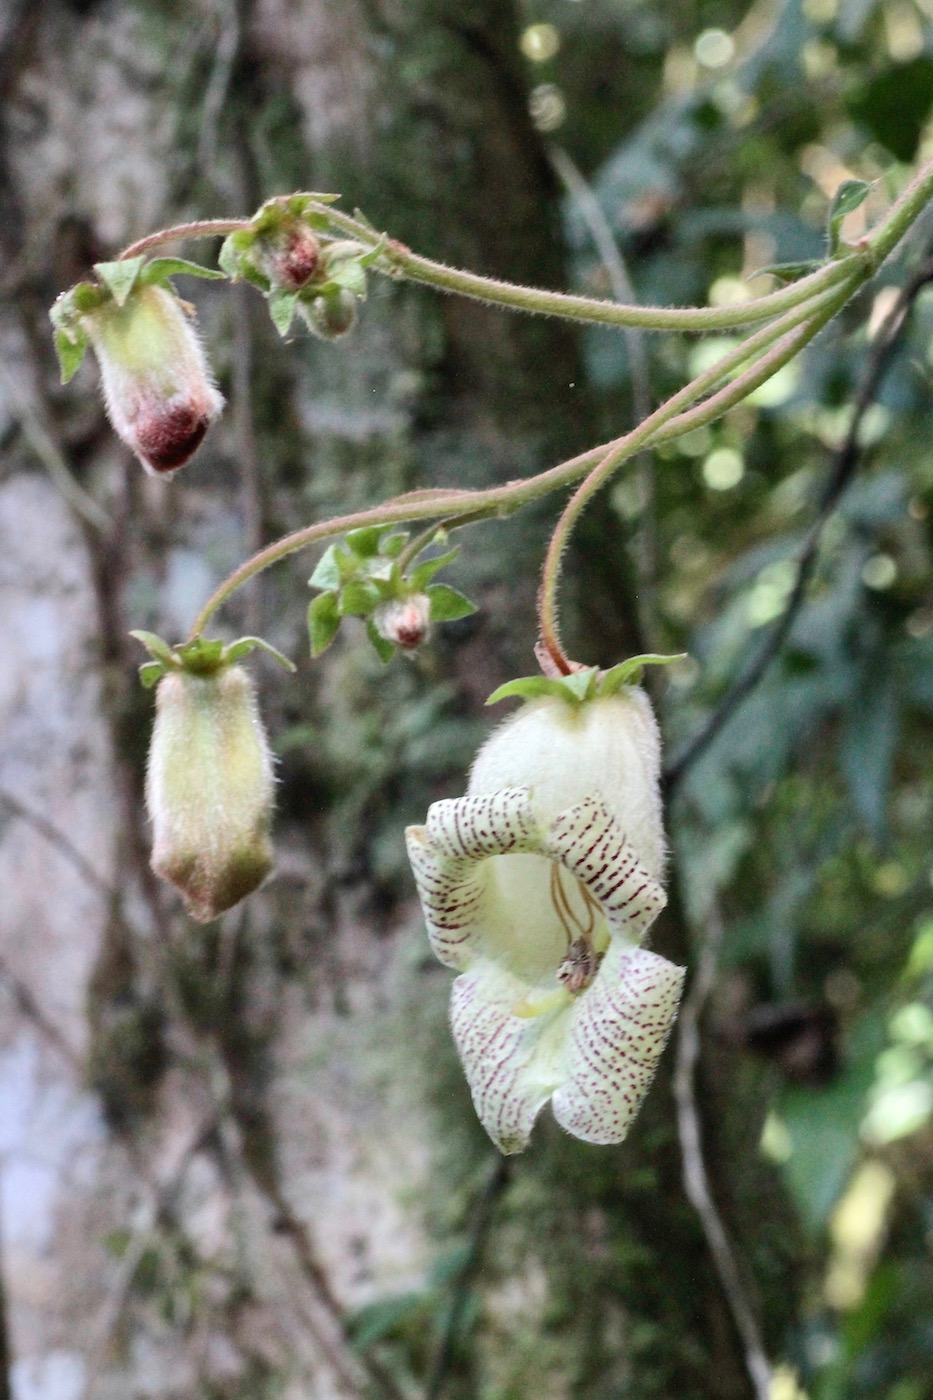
[
  {"xmin": 176, "ymin": 158, "xmax": 933, "ymax": 642},
  {"xmin": 536, "ymin": 277, "xmax": 858, "ymax": 670},
  {"xmin": 321, "ymin": 202, "xmax": 863, "ymax": 333},
  {"xmin": 187, "ymin": 279, "xmax": 851, "ymax": 641},
  {"xmin": 118, "ymin": 219, "xmax": 250, "ymax": 261}
]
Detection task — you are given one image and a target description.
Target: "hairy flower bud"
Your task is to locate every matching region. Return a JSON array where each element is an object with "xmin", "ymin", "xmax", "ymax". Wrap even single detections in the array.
[
  {"xmin": 251, "ymin": 220, "xmax": 321, "ymax": 292},
  {"xmin": 299, "ymin": 289, "xmax": 357, "ymax": 341},
  {"xmin": 82, "ymin": 284, "xmax": 223, "ymax": 475},
  {"xmin": 146, "ymin": 665, "xmax": 275, "ymax": 922},
  {"xmin": 374, "ymin": 593, "xmax": 432, "ymax": 651}
]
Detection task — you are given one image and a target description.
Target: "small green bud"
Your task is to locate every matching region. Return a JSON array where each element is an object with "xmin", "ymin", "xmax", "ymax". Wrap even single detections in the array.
[
  {"xmin": 81, "ymin": 283, "xmax": 223, "ymax": 475},
  {"xmin": 146, "ymin": 665, "xmax": 275, "ymax": 922},
  {"xmin": 299, "ymin": 289, "xmax": 358, "ymax": 341}
]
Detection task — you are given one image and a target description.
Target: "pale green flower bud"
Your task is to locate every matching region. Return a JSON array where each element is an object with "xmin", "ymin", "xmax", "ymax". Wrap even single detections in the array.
[
  {"xmin": 146, "ymin": 665, "xmax": 275, "ymax": 922},
  {"xmin": 299, "ymin": 288, "xmax": 358, "ymax": 341},
  {"xmin": 82, "ymin": 284, "xmax": 223, "ymax": 475}
]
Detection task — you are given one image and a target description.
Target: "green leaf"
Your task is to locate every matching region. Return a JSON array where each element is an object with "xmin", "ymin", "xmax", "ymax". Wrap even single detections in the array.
[
  {"xmin": 426, "ymin": 584, "xmax": 476, "ymax": 622},
  {"xmin": 94, "ymin": 257, "xmax": 145, "ymax": 307},
  {"xmin": 410, "ymin": 547, "xmax": 459, "ymax": 589},
  {"xmin": 379, "ymin": 532, "xmax": 408, "ymax": 559},
  {"xmin": 129, "ymin": 630, "xmax": 177, "ymax": 666},
  {"xmin": 339, "ymin": 580, "xmax": 381, "ymax": 616},
  {"xmin": 138, "ymin": 661, "xmax": 165, "ymax": 689},
  {"xmin": 827, "ymin": 179, "xmax": 872, "ymax": 252},
  {"xmin": 141, "ymin": 257, "xmax": 227, "ymax": 285},
  {"xmin": 54, "ymin": 326, "xmax": 89, "ymax": 384},
  {"xmin": 357, "ymin": 235, "xmax": 388, "ymax": 269},
  {"xmin": 485, "ymin": 676, "xmax": 578, "ymax": 705},
  {"xmin": 218, "ymin": 230, "xmax": 254, "ymax": 278},
  {"xmin": 345, "ymin": 525, "xmax": 385, "ymax": 557},
  {"xmin": 268, "ymin": 291, "xmax": 298, "ymax": 337},
  {"xmin": 561, "ymin": 669, "xmax": 599, "ymax": 702},
  {"xmin": 485, "ymin": 658, "xmax": 684, "ymax": 709},
  {"xmin": 309, "ymin": 545, "xmax": 343, "ymax": 591},
  {"xmin": 366, "ymin": 619, "xmax": 396, "ymax": 663},
  {"xmin": 223, "ymin": 636, "xmax": 297, "ymax": 672},
  {"xmin": 351, "ymin": 207, "xmax": 380, "ymax": 234},
  {"xmin": 751, "ymin": 260, "xmax": 823, "ymax": 284},
  {"xmin": 308, "ymin": 592, "xmax": 341, "ymax": 657},
  {"xmin": 597, "ymin": 652, "xmax": 687, "ymax": 696}
]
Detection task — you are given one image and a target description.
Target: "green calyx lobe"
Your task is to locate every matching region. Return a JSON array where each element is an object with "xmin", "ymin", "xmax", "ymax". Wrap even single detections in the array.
[
  {"xmin": 50, "ymin": 256, "xmax": 225, "ymax": 382},
  {"xmin": 486, "ymin": 653, "xmax": 687, "ymax": 707},
  {"xmin": 130, "ymin": 631, "xmax": 295, "ymax": 689}
]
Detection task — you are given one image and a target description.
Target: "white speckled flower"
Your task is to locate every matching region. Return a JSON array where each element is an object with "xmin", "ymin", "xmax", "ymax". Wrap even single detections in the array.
[{"xmin": 406, "ymin": 685, "xmax": 684, "ymax": 1154}]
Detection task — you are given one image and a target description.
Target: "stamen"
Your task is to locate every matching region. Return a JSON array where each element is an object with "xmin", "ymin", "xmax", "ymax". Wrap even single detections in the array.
[
  {"xmin": 549, "ymin": 860, "xmax": 596, "ymax": 943},
  {"xmin": 556, "ymin": 939, "xmax": 605, "ymax": 996}
]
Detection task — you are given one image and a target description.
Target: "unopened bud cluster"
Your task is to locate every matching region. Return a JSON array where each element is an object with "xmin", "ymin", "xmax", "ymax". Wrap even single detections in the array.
[
  {"xmin": 373, "ymin": 593, "xmax": 432, "ymax": 651},
  {"xmin": 220, "ymin": 199, "xmax": 374, "ymax": 342}
]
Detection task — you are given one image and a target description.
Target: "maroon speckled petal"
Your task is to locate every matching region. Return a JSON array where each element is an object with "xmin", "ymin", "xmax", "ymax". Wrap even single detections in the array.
[{"xmin": 552, "ymin": 945, "xmax": 685, "ymax": 1145}]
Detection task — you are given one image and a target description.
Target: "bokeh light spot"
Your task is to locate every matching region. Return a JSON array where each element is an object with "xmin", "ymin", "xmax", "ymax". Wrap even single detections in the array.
[
  {"xmin": 694, "ymin": 28, "xmax": 735, "ymax": 69},
  {"xmin": 703, "ymin": 448, "xmax": 745, "ymax": 490},
  {"xmin": 521, "ymin": 23, "xmax": 561, "ymax": 63}
]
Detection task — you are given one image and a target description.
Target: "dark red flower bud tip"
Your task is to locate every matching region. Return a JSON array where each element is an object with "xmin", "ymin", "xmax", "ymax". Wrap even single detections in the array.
[
  {"xmin": 135, "ymin": 402, "xmax": 213, "ymax": 475},
  {"xmin": 278, "ymin": 226, "xmax": 321, "ymax": 291},
  {"xmin": 374, "ymin": 595, "xmax": 431, "ymax": 651},
  {"xmin": 393, "ymin": 615, "xmax": 428, "ymax": 650}
]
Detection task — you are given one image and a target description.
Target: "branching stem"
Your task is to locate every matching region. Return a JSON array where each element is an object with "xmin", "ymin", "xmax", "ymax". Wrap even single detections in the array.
[
  {"xmin": 188, "ymin": 277, "xmax": 856, "ymax": 640},
  {"xmin": 113, "ymin": 161, "xmax": 933, "ymax": 651},
  {"xmin": 536, "ymin": 276, "xmax": 859, "ymax": 671}
]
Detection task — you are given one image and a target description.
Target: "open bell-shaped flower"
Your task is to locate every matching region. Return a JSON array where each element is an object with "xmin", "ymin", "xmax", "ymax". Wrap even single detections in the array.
[{"xmin": 405, "ymin": 686, "xmax": 684, "ymax": 1154}]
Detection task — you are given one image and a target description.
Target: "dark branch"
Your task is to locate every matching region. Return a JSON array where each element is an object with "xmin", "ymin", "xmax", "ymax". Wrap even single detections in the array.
[
  {"xmin": 665, "ymin": 253, "xmax": 933, "ymax": 797},
  {"xmin": 0, "ymin": 785, "xmax": 114, "ymax": 900}
]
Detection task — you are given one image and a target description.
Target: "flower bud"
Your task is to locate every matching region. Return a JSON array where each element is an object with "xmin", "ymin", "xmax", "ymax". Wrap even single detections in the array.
[
  {"xmin": 146, "ymin": 665, "xmax": 275, "ymax": 922},
  {"xmin": 82, "ymin": 284, "xmax": 223, "ymax": 475},
  {"xmin": 299, "ymin": 289, "xmax": 357, "ymax": 341},
  {"xmin": 374, "ymin": 594, "xmax": 431, "ymax": 651},
  {"xmin": 250, "ymin": 219, "xmax": 321, "ymax": 292}
]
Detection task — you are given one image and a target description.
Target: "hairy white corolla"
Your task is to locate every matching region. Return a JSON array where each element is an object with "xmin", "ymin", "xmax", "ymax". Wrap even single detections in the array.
[
  {"xmin": 406, "ymin": 688, "xmax": 684, "ymax": 1154},
  {"xmin": 83, "ymin": 284, "xmax": 223, "ymax": 475},
  {"xmin": 146, "ymin": 664, "xmax": 275, "ymax": 922}
]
